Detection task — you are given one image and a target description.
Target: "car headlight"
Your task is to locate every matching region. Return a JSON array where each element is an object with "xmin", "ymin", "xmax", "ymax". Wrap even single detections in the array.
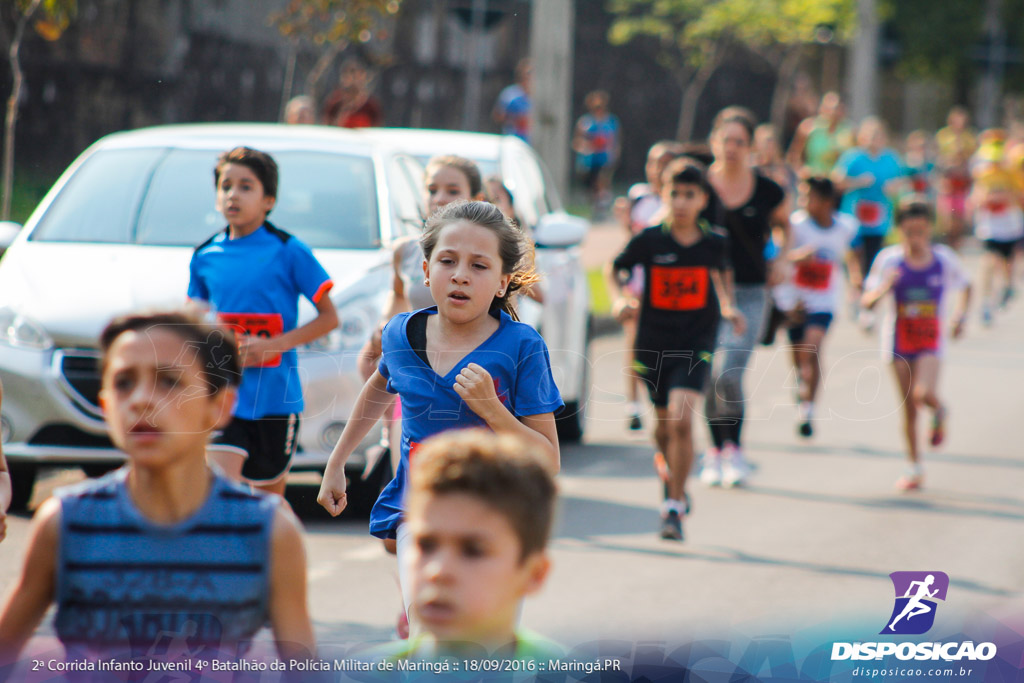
[
  {"xmin": 303, "ymin": 297, "xmax": 380, "ymax": 354},
  {"xmin": 0, "ymin": 306, "xmax": 53, "ymax": 350}
]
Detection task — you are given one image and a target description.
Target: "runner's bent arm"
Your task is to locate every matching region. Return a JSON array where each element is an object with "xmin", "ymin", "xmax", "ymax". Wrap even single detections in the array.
[
  {"xmin": 317, "ymin": 371, "xmax": 394, "ymax": 515},
  {"xmin": 951, "ymin": 282, "xmax": 971, "ymax": 339},
  {"xmin": 241, "ymin": 291, "xmax": 338, "ymax": 367},
  {"xmin": 0, "ymin": 498, "xmax": 59, "ymax": 660},
  {"xmin": 268, "ymin": 505, "xmax": 317, "ymax": 660},
  {"xmin": 454, "ymin": 362, "xmax": 560, "ymax": 472},
  {"xmin": 710, "ymin": 268, "xmax": 746, "ymax": 336},
  {"xmin": 0, "ymin": 452, "xmax": 9, "ymax": 543},
  {"xmin": 844, "ymin": 249, "xmax": 864, "ymax": 291},
  {"xmin": 785, "ymin": 119, "xmax": 812, "ymax": 171},
  {"xmin": 767, "ymin": 198, "xmax": 792, "ymax": 286}
]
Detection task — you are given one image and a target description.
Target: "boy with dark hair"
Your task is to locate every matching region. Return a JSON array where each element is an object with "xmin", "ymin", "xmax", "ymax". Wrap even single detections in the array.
[
  {"xmin": 190, "ymin": 146, "xmax": 338, "ymax": 495},
  {"xmin": 0, "ymin": 309, "xmax": 316, "ymax": 666},
  {"xmin": 784, "ymin": 177, "xmax": 861, "ymax": 437},
  {"xmin": 607, "ymin": 159, "xmax": 745, "ymax": 541},
  {"xmin": 377, "ymin": 428, "xmax": 560, "ymax": 660}
]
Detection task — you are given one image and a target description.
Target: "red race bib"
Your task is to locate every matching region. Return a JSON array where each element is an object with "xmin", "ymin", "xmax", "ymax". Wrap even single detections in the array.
[
  {"xmin": 855, "ymin": 200, "xmax": 883, "ymax": 227},
  {"xmin": 649, "ymin": 266, "xmax": 708, "ymax": 311},
  {"xmin": 895, "ymin": 317, "xmax": 940, "ymax": 353},
  {"xmin": 795, "ymin": 260, "xmax": 834, "ymax": 291},
  {"xmin": 218, "ymin": 312, "xmax": 284, "ymax": 368}
]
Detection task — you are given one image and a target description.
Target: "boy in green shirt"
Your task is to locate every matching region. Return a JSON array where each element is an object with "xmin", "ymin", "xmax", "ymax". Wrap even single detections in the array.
[{"xmin": 374, "ymin": 429, "xmax": 561, "ymax": 662}]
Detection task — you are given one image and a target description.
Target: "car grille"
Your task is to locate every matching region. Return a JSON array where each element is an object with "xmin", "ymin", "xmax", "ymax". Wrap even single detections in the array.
[{"xmin": 56, "ymin": 349, "xmax": 103, "ymax": 418}]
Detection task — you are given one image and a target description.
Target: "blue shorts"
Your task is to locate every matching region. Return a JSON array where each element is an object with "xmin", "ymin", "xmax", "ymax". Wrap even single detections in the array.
[{"xmin": 787, "ymin": 312, "xmax": 834, "ymax": 344}]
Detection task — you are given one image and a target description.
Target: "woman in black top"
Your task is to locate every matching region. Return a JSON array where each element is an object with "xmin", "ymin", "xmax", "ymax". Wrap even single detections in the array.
[{"xmin": 699, "ymin": 107, "xmax": 790, "ymax": 488}]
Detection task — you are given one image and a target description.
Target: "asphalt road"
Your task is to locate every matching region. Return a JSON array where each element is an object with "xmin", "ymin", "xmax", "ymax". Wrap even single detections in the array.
[{"xmin": 1, "ymin": 227, "xmax": 1022, "ymax": 658}]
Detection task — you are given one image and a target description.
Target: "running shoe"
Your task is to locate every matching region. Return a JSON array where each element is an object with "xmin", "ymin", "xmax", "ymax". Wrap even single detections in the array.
[
  {"xmin": 629, "ymin": 413, "xmax": 643, "ymax": 431},
  {"xmin": 797, "ymin": 402, "xmax": 813, "ymax": 438},
  {"xmin": 930, "ymin": 406, "xmax": 947, "ymax": 447},
  {"xmin": 1001, "ymin": 286, "xmax": 1015, "ymax": 309},
  {"xmin": 720, "ymin": 444, "xmax": 749, "ymax": 488},
  {"xmin": 660, "ymin": 509, "xmax": 684, "ymax": 541},
  {"xmin": 896, "ymin": 472, "xmax": 924, "ymax": 491},
  {"xmin": 698, "ymin": 447, "xmax": 722, "ymax": 487},
  {"xmin": 982, "ymin": 306, "xmax": 994, "ymax": 327},
  {"xmin": 857, "ymin": 309, "xmax": 876, "ymax": 333}
]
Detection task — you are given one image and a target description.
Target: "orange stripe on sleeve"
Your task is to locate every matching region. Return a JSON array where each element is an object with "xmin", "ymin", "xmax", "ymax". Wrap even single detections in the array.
[{"xmin": 312, "ymin": 280, "xmax": 334, "ymax": 304}]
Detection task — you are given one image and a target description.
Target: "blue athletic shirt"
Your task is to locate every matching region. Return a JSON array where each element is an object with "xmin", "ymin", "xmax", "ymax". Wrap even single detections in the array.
[
  {"xmin": 369, "ymin": 307, "xmax": 563, "ymax": 539},
  {"xmin": 55, "ymin": 468, "xmax": 276, "ymax": 658},
  {"xmin": 577, "ymin": 113, "xmax": 620, "ymax": 170},
  {"xmin": 188, "ymin": 222, "xmax": 333, "ymax": 419},
  {"xmin": 836, "ymin": 148, "xmax": 905, "ymax": 239}
]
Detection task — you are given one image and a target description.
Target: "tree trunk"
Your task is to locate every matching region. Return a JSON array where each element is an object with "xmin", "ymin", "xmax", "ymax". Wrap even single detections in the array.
[
  {"xmin": 279, "ymin": 40, "xmax": 299, "ymax": 121},
  {"xmin": 769, "ymin": 47, "xmax": 803, "ymax": 138},
  {"xmin": 305, "ymin": 40, "xmax": 347, "ymax": 113},
  {"xmin": 675, "ymin": 41, "xmax": 726, "ymax": 142},
  {"xmin": 2, "ymin": 0, "xmax": 41, "ymax": 222}
]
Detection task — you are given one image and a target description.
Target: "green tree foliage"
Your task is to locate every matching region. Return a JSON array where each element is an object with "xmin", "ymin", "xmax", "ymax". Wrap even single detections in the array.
[
  {"xmin": 608, "ymin": 0, "xmax": 855, "ymax": 140},
  {"xmin": 269, "ymin": 0, "xmax": 402, "ymax": 46},
  {"xmin": 268, "ymin": 0, "xmax": 402, "ymax": 118},
  {"xmin": 881, "ymin": 0, "xmax": 982, "ymax": 82},
  {"xmin": 1, "ymin": 0, "xmax": 77, "ymax": 221}
]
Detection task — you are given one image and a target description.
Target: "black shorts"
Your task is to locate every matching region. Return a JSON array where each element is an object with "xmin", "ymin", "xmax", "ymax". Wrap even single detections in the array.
[
  {"xmin": 212, "ymin": 414, "xmax": 299, "ymax": 483},
  {"xmin": 787, "ymin": 312, "xmax": 834, "ymax": 343},
  {"xmin": 984, "ymin": 238, "xmax": 1017, "ymax": 260},
  {"xmin": 858, "ymin": 234, "xmax": 886, "ymax": 275},
  {"xmin": 635, "ymin": 349, "xmax": 713, "ymax": 407}
]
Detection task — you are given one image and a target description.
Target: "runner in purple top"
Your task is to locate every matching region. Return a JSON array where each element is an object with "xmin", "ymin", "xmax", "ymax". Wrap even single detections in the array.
[{"xmin": 862, "ymin": 196, "xmax": 971, "ymax": 491}]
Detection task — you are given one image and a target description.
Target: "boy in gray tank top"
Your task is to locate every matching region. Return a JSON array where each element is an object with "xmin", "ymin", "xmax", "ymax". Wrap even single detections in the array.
[{"xmin": 0, "ymin": 309, "xmax": 316, "ymax": 670}]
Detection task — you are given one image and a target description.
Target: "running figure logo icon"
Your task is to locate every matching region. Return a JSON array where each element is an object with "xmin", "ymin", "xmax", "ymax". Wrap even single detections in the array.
[{"xmin": 881, "ymin": 571, "xmax": 950, "ymax": 635}]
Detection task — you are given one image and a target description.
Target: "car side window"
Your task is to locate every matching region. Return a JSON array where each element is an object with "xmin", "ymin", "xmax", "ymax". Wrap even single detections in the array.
[
  {"xmin": 387, "ymin": 154, "xmax": 426, "ymax": 240},
  {"xmin": 503, "ymin": 143, "xmax": 549, "ymax": 230}
]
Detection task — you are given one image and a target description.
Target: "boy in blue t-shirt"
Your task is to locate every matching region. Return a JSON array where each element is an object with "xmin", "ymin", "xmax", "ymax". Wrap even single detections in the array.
[
  {"xmin": 188, "ymin": 147, "xmax": 338, "ymax": 495},
  {"xmin": 573, "ymin": 89, "xmax": 620, "ymax": 216}
]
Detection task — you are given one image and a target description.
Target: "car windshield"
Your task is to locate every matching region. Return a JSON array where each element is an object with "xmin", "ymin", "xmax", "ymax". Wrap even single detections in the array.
[
  {"xmin": 30, "ymin": 147, "xmax": 381, "ymax": 248},
  {"xmin": 412, "ymin": 154, "xmax": 499, "ymax": 178}
]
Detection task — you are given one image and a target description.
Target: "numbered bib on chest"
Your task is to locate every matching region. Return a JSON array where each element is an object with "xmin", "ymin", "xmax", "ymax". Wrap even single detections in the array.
[
  {"xmin": 218, "ymin": 312, "xmax": 284, "ymax": 367},
  {"xmin": 649, "ymin": 266, "xmax": 709, "ymax": 311},
  {"xmin": 795, "ymin": 260, "xmax": 834, "ymax": 290},
  {"xmin": 895, "ymin": 316, "xmax": 940, "ymax": 353},
  {"xmin": 855, "ymin": 200, "xmax": 883, "ymax": 227}
]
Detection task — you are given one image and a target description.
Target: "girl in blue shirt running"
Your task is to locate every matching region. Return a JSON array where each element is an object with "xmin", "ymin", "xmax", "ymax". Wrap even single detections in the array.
[{"xmin": 318, "ymin": 201, "xmax": 561, "ymax": 600}]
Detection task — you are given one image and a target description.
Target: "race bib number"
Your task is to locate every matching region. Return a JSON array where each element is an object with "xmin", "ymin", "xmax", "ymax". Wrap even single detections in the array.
[
  {"xmin": 895, "ymin": 316, "xmax": 940, "ymax": 354},
  {"xmin": 408, "ymin": 440, "xmax": 422, "ymax": 461},
  {"xmin": 985, "ymin": 198, "xmax": 1010, "ymax": 214},
  {"xmin": 218, "ymin": 312, "xmax": 284, "ymax": 368},
  {"xmin": 795, "ymin": 260, "xmax": 834, "ymax": 291},
  {"xmin": 649, "ymin": 266, "xmax": 708, "ymax": 311},
  {"xmin": 855, "ymin": 200, "xmax": 883, "ymax": 227}
]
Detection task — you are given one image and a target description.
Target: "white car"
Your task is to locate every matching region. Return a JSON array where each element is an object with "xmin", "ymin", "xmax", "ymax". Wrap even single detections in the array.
[
  {"xmin": 0, "ymin": 123, "xmax": 427, "ymax": 511},
  {"xmin": 361, "ymin": 128, "xmax": 592, "ymax": 444}
]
